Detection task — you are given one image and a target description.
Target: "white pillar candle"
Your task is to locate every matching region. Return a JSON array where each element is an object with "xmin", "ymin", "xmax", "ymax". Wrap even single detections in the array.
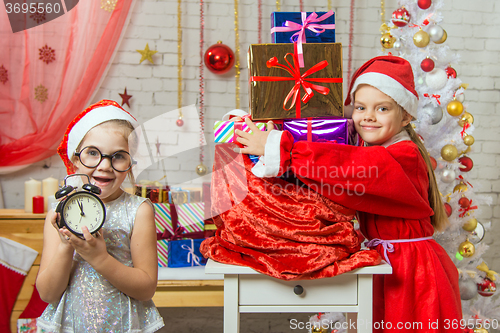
[
  {"xmin": 47, "ymin": 195, "xmax": 58, "ymax": 212},
  {"xmin": 25, "ymin": 178, "xmax": 42, "ymax": 213},
  {"xmin": 42, "ymin": 177, "xmax": 59, "ymax": 212}
]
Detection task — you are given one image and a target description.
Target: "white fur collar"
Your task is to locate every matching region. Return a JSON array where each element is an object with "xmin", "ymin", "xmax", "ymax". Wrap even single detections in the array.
[{"xmin": 364, "ymin": 130, "xmax": 411, "ymax": 148}]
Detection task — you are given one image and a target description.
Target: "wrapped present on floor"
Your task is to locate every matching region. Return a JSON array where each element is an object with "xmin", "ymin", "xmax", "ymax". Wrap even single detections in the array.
[
  {"xmin": 154, "ymin": 203, "xmax": 205, "ymax": 240},
  {"xmin": 135, "ymin": 182, "xmax": 169, "ymax": 203},
  {"xmin": 168, "ymin": 188, "xmax": 201, "ymax": 204},
  {"xmin": 17, "ymin": 318, "xmax": 38, "ymax": 333},
  {"xmin": 157, "ymin": 239, "xmax": 169, "ymax": 267},
  {"xmin": 168, "ymin": 238, "xmax": 207, "ymax": 268},
  {"xmin": 271, "ymin": 11, "xmax": 335, "ymax": 68},
  {"xmin": 283, "ymin": 117, "xmax": 356, "ymax": 145},
  {"xmin": 248, "ymin": 43, "xmax": 343, "ymax": 120}
]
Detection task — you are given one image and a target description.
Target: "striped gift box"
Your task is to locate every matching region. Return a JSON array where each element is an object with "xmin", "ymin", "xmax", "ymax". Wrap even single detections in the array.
[
  {"xmin": 157, "ymin": 239, "xmax": 169, "ymax": 267},
  {"xmin": 154, "ymin": 203, "xmax": 205, "ymax": 235},
  {"xmin": 214, "ymin": 121, "xmax": 266, "ymax": 143}
]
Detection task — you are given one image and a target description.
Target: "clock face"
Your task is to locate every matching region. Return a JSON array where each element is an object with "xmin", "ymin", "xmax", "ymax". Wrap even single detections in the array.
[{"xmin": 62, "ymin": 192, "xmax": 106, "ymax": 236}]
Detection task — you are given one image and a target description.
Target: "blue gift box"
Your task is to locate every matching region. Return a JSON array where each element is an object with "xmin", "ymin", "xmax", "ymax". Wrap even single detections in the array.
[
  {"xmin": 167, "ymin": 238, "xmax": 207, "ymax": 268},
  {"xmin": 271, "ymin": 11, "xmax": 335, "ymax": 44}
]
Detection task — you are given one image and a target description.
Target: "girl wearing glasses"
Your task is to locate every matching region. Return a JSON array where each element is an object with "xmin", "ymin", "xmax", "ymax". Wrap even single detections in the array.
[{"xmin": 36, "ymin": 100, "xmax": 164, "ymax": 333}]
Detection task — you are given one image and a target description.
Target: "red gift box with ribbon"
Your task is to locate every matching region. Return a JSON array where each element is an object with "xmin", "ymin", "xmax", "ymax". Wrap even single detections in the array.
[{"xmin": 249, "ymin": 43, "xmax": 343, "ymax": 121}]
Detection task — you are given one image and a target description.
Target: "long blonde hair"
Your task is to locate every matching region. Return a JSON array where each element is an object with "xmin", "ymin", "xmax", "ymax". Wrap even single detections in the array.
[{"xmin": 404, "ymin": 123, "xmax": 449, "ymax": 232}]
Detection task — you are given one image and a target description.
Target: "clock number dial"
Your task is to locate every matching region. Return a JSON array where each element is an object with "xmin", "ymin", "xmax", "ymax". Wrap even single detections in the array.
[{"xmin": 60, "ymin": 192, "xmax": 106, "ymax": 237}]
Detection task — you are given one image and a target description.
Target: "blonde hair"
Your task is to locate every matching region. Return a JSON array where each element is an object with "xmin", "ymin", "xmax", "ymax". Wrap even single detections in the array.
[
  {"xmin": 73, "ymin": 119, "xmax": 137, "ymax": 190},
  {"xmin": 403, "ymin": 122, "xmax": 449, "ymax": 232}
]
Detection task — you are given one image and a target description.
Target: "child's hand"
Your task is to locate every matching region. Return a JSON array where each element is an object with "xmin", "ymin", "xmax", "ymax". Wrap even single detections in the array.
[
  {"xmin": 62, "ymin": 227, "xmax": 108, "ymax": 265},
  {"xmin": 236, "ymin": 118, "xmax": 275, "ymax": 156},
  {"xmin": 47, "ymin": 210, "xmax": 72, "ymax": 246}
]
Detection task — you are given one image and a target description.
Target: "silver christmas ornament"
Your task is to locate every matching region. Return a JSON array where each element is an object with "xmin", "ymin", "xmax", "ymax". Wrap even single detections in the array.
[
  {"xmin": 469, "ymin": 221, "xmax": 485, "ymax": 244},
  {"xmin": 428, "ymin": 25, "xmax": 445, "ymax": 42},
  {"xmin": 441, "ymin": 169, "xmax": 456, "ymax": 183},
  {"xmin": 423, "ymin": 105, "xmax": 443, "ymax": 124},
  {"xmin": 459, "ymin": 278, "xmax": 477, "ymax": 300},
  {"xmin": 393, "ymin": 40, "xmax": 403, "ymax": 51}
]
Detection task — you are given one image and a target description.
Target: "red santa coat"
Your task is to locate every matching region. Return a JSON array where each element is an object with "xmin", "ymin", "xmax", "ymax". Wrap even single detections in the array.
[{"xmin": 272, "ymin": 130, "xmax": 462, "ymax": 332}]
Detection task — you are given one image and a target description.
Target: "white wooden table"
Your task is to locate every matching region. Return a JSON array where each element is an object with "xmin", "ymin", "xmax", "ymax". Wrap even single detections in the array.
[{"xmin": 205, "ymin": 259, "xmax": 392, "ymax": 333}]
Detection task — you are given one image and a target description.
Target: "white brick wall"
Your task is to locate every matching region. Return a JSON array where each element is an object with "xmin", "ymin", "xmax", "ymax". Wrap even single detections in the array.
[{"xmin": 1, "ymin": 0, "xmax": 499, "ymax": 327}]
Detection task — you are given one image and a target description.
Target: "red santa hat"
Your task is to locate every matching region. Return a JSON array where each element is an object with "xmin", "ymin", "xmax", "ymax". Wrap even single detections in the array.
[
  {"xmin": 57, "ymin": 100, "xmax": 139, "ymax": 175},
  {"xmin": 344, "ymin": 55, "xmax": 419, "ymax": 119}
]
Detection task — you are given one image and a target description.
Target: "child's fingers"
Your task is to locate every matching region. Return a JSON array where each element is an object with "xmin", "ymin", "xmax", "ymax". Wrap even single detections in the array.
[
  {"xmin": 267, "ymin": 121, "xmax": 275, "ymax": 131},
  {"xmin": 81, "ymin": 226, "xmax": 93, "ymax": 242}
]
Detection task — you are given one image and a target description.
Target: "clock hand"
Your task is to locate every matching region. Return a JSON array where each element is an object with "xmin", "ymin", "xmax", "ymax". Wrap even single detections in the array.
[{"xmin": 77, "ymin": 200, "xmax": 85, "ymax": 216}]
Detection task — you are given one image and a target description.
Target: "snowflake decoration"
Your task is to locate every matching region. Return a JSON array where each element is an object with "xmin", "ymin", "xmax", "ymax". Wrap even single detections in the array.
[
  {"xmin": 30, "ymin": 11, "xmax": 46, "ymax": 24},
  {"xmin": 34, "ymin": 84, "xmax": 48, "ymax": 103},
  {"xmin": 101, "ymin": 0, "xmax": 117, "ymax": 12},
  {"xmin": 39, "ymin": 45, "xmax": 56, "ymax": 64},
  {"xmin": 0, "ymin": 65, "xmax": 8, "ymax": 84}
]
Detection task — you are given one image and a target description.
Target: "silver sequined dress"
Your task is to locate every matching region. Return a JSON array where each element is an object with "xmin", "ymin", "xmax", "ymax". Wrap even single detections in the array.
[{"xmin": 37, "ymin": 192, "xmax": 164, "ymax": 333}]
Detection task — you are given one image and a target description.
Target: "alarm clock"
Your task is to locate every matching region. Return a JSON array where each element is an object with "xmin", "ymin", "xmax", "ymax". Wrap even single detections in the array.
[{"xmin": 55, "ymin": 174, "xmax": 106, "ymax": 238}]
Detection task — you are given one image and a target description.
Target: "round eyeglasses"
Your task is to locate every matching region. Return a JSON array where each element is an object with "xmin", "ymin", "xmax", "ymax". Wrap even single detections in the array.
[{"xmin": 74, "ymin": 146, "xmax": 136, "ymax": 172}]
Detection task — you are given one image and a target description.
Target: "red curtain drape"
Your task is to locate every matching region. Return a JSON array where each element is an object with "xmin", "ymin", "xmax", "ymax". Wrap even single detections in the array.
[{"xmin": 0, "ymin": 0, "xmax": 135, "ymax": 172}]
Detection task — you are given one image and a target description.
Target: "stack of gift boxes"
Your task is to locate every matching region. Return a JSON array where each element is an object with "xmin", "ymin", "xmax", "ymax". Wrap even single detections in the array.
[
  {"xmin": 135, "ymin": 183, "xmax": 209, "ymax": 267},
  {"xmin": 214, "ymin": 10, "xmax": 356, "ymax": 152}
]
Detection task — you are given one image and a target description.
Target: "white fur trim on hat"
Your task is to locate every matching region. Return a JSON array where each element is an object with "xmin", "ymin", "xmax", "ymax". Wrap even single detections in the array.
[
  {"xmin": 351, "ymin": 72, "xmax": 419, "ymax": 119},
  {"xmin": 66, "ymin": 105, "xmax": 139, "ymax": 161}
]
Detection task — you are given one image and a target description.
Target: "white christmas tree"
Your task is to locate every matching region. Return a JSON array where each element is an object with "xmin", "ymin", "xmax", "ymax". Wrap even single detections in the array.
[{"xmin": 381, "ymin": 0, "xmax": 498, "ymax": 329}]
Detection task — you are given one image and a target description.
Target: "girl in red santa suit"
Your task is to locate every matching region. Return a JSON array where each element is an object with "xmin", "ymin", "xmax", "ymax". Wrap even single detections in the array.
[{"xmin": 233, "ymin": 56, "xmax": 462, "ymax": 332}]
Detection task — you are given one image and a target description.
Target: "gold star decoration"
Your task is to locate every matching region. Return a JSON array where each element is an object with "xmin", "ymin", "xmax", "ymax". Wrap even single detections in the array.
[
  {"xmin": 34, "ymin": 84, "xmax": 48, "ymax": 103},
  {"xmin": 137, "ymin": 43, "xmax": 158, "ymax": 64},
  {"xmin": 101, "ymin": 0, "xmax": 118, "ymax": 12}
]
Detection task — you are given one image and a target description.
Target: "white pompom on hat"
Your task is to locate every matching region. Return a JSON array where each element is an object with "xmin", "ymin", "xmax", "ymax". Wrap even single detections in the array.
[
  {"xmin": 344, "ymin": 55, "xmax": 419, "ymax": 119},
  {"xmin": 57, "ymin": 100, "xmax": 139, "ymax": 175}
]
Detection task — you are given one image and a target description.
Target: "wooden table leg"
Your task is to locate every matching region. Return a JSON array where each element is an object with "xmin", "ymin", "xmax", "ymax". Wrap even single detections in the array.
[
  {"xmin": 356, "ymin": 275, "xmax": 373, "ymax": 333},
  {"xmin": 224, "ymin": 274, "xmax": 240, "ymax": 333}
]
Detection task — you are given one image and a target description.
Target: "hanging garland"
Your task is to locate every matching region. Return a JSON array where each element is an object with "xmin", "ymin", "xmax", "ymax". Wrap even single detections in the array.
[
  {"xmin": 234, "ymin": 0, "xmax": 240, "ymax": 109},
  {"xmin": 276, "ymin": 0, "xmax": 280, "ymax": 12},
  {"xmin": 327, "ymin": 0, "xmax": 331, "ymax": 11},
  {"xmin": 347, "ymin": 0, "xmax": 355, "ymax": 88},
  {"xmin": 177, "ymin": 0, "xmax": 184, "ymax": 126},
  {"xmin": 196, "ymin": 0, "xmax": 207, "ymax": 175},
  {"xmin": 299, "ymin": 0, "xmax": 303, "ymax": 11}
]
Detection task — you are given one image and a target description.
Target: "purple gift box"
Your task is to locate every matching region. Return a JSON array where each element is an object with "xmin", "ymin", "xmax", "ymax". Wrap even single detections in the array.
[{"xmin": 283, "ymin": 117, "xmax": 356, "ymax": 145}]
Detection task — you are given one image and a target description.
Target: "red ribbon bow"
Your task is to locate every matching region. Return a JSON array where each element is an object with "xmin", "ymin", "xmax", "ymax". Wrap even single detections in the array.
[
  {"xmin": 423, "ymin": 93, "xmax": 441, "ymax": 105},
  {"xmin": 456, "ymin": 175, "xmax": 473, "ymax": 188},
  {"xmin": 156, "ymin": 203, "xmax": 205, "ymax": 241},
  {"xmin": 459, "ymin": 200, "xmax": 478, "ymax": 218},
  {"xmin": 250, "ymin": 47, "xmax": 342, "ymax": 119}
]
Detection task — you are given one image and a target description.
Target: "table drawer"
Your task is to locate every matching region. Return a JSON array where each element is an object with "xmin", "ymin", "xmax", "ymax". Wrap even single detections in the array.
[{"xmin": 239, "ymin": 274, "xmax": 357, "ymax": 306}]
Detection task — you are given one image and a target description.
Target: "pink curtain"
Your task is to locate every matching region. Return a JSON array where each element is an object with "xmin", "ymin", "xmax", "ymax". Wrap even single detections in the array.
[{"xmin": 0, "ymin": 0, "xmax": 135, "ymax": 172}]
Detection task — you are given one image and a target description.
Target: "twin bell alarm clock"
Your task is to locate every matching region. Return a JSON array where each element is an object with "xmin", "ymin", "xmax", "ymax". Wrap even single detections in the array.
[{"xmin": 55, "ymin": 174, "xmax": 106, "ymax": 238}]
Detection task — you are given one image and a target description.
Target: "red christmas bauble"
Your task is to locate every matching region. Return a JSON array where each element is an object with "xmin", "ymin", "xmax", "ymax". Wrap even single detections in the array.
[
  {"xmin": 446, "ymin": 66, "xmax": 457, "ymax": 78},
  {"xmin": 477, "ymin": 278, "xmax": 497, "ymax": 297},
  {"xmin": 420, "ymin": 58, "xmax": 435, "ymax": 72},
  {"xmin": 429, "ymin": 156, "xmax": 437, "ymax": 170},
  {"xmin": 444, "ymin": 202, "xmax": 452, "ymax": 217},
  {"xmin": 458, "ymin": 196, "xmax": 470, "ymax": 208},
  {"xmin": 391, "ymin": 7, "xmax": 411, "ymax": 27},
  {"xmin": 418, "ymin": 0, "xmax": 432, "ymax": 10},
  {"xmin": 458, "ymin": 156, "xmax": 474, "ymax": 172},
  {"xmin": 176, "ymin": 118, "xmax": 184, "ymax": 127},
  {"xmin": 204, "ymin": 41, "xmax": 235, "ymax": 74}
]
